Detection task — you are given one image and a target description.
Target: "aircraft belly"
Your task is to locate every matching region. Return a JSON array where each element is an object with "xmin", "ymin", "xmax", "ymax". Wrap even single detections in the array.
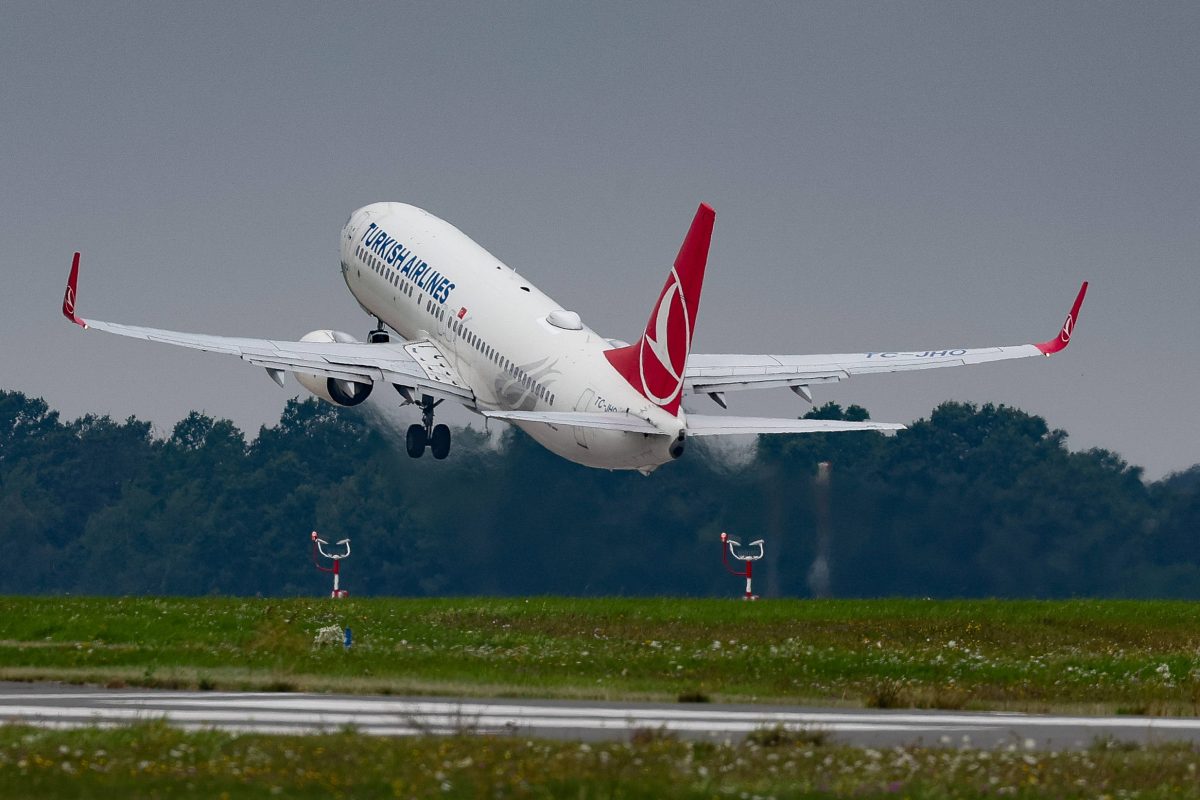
[
  {"xmin": 518, "ymin": 421, "xmax": 672, "ymax": 471},
  {"xmin": 502, "ymin": 356, "xmax": 674, "ymax": 470}
]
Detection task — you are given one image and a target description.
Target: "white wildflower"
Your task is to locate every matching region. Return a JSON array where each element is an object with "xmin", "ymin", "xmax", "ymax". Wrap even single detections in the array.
[{"xmin": 312, "ymin": 625, "xmax": 344, "ymax": 648}]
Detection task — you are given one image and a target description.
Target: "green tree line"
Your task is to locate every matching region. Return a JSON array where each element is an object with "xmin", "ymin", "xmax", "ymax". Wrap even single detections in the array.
[{"xmin": 0, "ymin": 389, "xmax": 1196, "ymax": 598}]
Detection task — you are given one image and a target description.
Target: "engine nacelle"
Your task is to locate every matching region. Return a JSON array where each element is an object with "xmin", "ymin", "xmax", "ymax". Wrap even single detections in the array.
[{"xmin": 294, "ymin": 330, "xmax": 374, "ymax": 407}]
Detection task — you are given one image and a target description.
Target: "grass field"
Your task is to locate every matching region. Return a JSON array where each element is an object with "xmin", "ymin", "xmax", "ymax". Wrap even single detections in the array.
[
  {"xmin": 3, "ymin": 720, "xmax": 1200, "ymax": 799},
  {"xmin": 2, "ymin": 596, "xmax": 1200, "ymax": 713}
]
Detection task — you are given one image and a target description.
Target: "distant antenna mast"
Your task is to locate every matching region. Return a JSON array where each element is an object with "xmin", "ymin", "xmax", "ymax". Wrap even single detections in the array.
[
  {"xmin": 721, "ymin": 532, "xmax": 765, "ymax": 600},
  {"xmin": 311, "ymin": 531, "xmax": 351, "ymax": 598}
]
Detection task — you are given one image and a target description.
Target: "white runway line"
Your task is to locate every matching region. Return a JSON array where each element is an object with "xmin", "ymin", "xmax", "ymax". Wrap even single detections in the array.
[
  {"xmin": 85, "ymin": 695, "xmax": 1200, "ymax": 732},
  {"xmin": 2, "ymin": 688, "xmax": 1198, "ymax": 747}
]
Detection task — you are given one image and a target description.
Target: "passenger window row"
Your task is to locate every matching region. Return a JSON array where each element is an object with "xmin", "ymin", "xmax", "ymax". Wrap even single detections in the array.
[
  {"xmin": 357, "ymin": 246, "xmax": 415, "ymax": 299},
  {"xmin": 357, "ymin": 244, "xmax": 555, "ymax": 407},
  {"xmin": 448, "ymin": 315, "xmax": 555, "ymax": 406}
]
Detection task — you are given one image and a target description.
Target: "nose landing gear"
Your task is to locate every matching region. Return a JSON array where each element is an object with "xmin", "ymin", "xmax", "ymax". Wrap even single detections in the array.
[
  {"xmin": 404, "ymin": 393, "xmax": 451, "ymax": 460},
  {"xmin": 368, "ymin": 318, "xmax": 390, "ymax": 344}
]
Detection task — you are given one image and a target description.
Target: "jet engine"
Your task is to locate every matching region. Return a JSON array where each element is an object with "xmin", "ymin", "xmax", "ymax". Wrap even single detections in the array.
[{"xmin": 293, "ymin": 330, "xmax": 373, "ymax": 407}]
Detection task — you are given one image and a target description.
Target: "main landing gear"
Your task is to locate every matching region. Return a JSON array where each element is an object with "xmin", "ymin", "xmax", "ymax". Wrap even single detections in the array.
[
  {"xmin": 369, "ymin": 320, "xmax": 452, "ymax": 461},
  {"xmin": 404, "ymin": 394, "xmax": 451, "ymax": 460}
]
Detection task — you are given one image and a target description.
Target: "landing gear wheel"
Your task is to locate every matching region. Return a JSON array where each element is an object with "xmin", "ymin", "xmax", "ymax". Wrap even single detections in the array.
[
  {"xmin": 430, "ymin": 424, "xmax": 451, "ymax": 460},
  {"xmin": 405, "ymin": 424, "xmax": 427, "ymax": 458},
  {"xmin": 402, "ymin": 394, "xmax": 446, "ymax": 461}
]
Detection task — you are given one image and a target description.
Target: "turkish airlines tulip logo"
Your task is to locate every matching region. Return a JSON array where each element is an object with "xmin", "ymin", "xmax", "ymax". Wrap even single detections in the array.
[
  {"xmin": 638, "ymin": 268, "xmax": 690, "ymax": 406},
  {"xmin": 63, "ymin": 286, "xmax": 76, "ymax": 317},
  {"xmin": 1060, "ymin": 314, "xmax": 1074, "ymax": 343}
]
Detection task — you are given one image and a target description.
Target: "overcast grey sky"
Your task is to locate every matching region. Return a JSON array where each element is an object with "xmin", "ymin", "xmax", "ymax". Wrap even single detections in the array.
[{"xmin": 3, "ymin": 2, "xmax": 1197, "ymax": 478}]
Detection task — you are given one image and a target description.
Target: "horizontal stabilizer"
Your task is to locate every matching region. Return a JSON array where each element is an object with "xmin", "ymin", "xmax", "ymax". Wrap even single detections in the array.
[
  {"xmin": 483, "ymin": 409, "xmax": 904, "ymax": 438},
  {"xmin": 482, "ymin": 409, "xmax": 660, "ymax": 433},
  {"xmin": 684, "ymin": 415, "xmax": 905, "ymax": 437}
]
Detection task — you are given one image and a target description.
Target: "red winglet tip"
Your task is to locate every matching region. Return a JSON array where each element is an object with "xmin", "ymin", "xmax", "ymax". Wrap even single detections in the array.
[
  {"xmin": 62, "ymin": 252, "xmax": 87, "ymax": 328},
  {"xmin": 1035, "ymin": 281, "xmax": 1088, "ymax": 355}
]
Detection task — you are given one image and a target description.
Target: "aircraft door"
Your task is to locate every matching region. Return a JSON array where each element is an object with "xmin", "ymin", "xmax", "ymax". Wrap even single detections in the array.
[{"xmin": 573, "ymin": 389, "xmax": 596, "ymax": 448}]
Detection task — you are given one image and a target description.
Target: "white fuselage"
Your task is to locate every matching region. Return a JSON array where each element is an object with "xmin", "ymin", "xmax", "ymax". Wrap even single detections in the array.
[{"xmin": 339, "ymin": 203, "xmax": 683, "ymax": 471}]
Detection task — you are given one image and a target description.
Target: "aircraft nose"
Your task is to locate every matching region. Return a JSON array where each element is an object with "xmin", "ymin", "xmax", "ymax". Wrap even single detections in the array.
[
  {"xmin": 344, "ymin": 206, "xmax": 369, "ymax": 238},
  {"xmin": 344, "ymin": 203, "xmax": 392, "ymax": 240}
]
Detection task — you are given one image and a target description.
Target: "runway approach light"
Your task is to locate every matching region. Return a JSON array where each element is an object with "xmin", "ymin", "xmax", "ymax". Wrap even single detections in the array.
[
  {"xmin": 311, "ymin": 531, "xmax": 351, "ymax": 598},
  {"xmin": 721, "ymin": 532, "xmax": 765, "ymax": 600}
]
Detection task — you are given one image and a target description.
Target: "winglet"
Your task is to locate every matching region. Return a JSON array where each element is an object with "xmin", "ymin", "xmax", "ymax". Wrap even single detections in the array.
[
  {"xmin": 1034, "ymin": 281, "xmax": 1087, "ymax": 355},
  {"xmin": 62, "ymin": 252, "xmax": 87, "ymax": 328}
]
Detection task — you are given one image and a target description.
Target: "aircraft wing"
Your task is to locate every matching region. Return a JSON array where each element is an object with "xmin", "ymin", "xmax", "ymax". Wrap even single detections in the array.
[
  {"xmin": 684, "ymin": 282, "xmax": 1087, "ymax": 401},
  {"xmin": 61, "ymin": 253, "xmax": 473, "ymax": 404}
]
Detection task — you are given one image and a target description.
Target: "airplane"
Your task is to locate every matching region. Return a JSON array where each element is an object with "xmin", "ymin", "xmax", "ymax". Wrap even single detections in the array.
[{"xmin": 61, "ymin": 202, "xmax": 1087, "ymax": 474}]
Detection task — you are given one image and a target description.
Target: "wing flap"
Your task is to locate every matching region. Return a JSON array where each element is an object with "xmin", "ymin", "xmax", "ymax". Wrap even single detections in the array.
[
  {"xmin": 686, "ymin": 342, "xmax": 1056, "ymax": 394},
  {"xmin": 686, "ymin": 346, "xmax": 1037, "ymax": 381}
]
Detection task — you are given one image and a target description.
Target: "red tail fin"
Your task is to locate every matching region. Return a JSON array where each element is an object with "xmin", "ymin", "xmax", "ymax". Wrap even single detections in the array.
[{"xmin": 605, "ymin": 203, "xmax": 714, "ymax": 416}]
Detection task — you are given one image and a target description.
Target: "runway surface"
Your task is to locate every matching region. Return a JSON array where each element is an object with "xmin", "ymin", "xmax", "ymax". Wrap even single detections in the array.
[{"xmin": 2, "ymin": 682, "xmax": 1198, "ymax": 750}]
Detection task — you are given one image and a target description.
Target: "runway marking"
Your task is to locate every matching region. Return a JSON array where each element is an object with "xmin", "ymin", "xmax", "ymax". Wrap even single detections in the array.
[{"xmin": 3, "ymin": 689, "xmax": 1199, "ymax": 748}]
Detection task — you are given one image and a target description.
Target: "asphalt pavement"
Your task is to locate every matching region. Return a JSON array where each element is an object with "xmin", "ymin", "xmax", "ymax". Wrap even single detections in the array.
[{"xmin": 1, "ymin": 682, "xmax": 1196, "ymax": 750}]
